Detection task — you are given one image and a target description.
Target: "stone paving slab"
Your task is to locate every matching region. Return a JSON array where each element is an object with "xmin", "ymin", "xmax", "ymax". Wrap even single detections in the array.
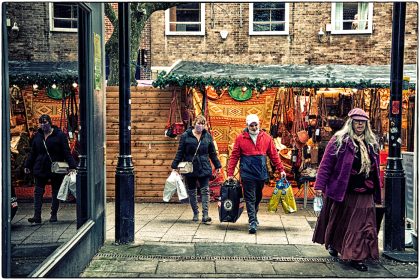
[
  {"xmin": 246, "ymin": 244, "xmax": 302, "ymax": 258},
  {"xmin": 195, "ymin": 243, "xmax": 251, "ymax": 257},
  {"xmin": 215, "ymin": 260, "xmax": 276, "ymax": 274},
  {"xmin": 157, "ymin": 260, "xmax": 215, "ymax": 274},
  {"xmin": 272, "ymin": 262, "xmax": 336, "ymax": 277}
]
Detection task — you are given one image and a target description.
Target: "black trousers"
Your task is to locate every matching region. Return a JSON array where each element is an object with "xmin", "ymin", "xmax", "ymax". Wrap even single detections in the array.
[
  {"xmin": 33, "ymin": 174, "xmax": 65, "ymax": 217},
  {"xmin": 242, "ymin": 179, "xmax": 265, "ymax": 224}
]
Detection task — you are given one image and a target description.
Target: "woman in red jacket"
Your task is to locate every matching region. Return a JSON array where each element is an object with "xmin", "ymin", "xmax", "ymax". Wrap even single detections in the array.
[{"xmin": 228, "ymin": 114, "xmax": 286, "ymax": 234}]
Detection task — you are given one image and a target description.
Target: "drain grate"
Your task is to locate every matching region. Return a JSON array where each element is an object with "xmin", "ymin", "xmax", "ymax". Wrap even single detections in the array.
[{"xmin": 95, "ymin": 252, "xmax": 338, "ymax": 263}]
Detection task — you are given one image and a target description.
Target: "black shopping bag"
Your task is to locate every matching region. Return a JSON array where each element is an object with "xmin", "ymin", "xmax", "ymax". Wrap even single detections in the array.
[{"xmin": 218, "ymin": 180, "xmax": 244, "ymax": 223}]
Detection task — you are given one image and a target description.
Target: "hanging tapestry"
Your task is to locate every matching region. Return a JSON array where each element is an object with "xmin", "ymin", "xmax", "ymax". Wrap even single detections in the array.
[{"xmin": 193, "ymin": 87, "xmax": 276, "ymax": 179}]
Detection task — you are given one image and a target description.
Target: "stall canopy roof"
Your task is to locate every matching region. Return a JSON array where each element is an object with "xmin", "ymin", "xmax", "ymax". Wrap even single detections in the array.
[
  {"xmin": 9, "ymin": 61, "xmax": 78, "ymax": 87},
  {"xmin": 168, "ymin": 60, "xmax": 417, "ymax": 86}
]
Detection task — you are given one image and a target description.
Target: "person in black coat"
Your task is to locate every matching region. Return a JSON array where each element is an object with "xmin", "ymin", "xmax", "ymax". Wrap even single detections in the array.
[
  {"xmin": 24, "ymin": 114, "xmax": 77, "ymax": 224},
  {"xmin": 171, "ymin": 115, "xmax": 221, "ymax": 224}
]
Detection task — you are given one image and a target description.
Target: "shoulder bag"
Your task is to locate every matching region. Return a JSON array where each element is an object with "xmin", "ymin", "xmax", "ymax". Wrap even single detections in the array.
[
  {"xmin": 177, "ymin": 140, "xmax": 201, "ymax": 174},
  {"xmin": 43, "ymin": 140, "xmax": 69, "ymax": 174}
]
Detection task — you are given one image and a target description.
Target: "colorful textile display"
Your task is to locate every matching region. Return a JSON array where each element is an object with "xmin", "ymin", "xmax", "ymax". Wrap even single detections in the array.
[{"xmin": 193, "ymin": 87, "xmax": 276, "ymax": 179}]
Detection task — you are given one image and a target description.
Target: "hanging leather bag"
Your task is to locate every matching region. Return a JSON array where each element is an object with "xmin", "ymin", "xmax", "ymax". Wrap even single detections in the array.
[{"xmin": 319, "ymin": 93, "xmax": 333, "ymax": 141}]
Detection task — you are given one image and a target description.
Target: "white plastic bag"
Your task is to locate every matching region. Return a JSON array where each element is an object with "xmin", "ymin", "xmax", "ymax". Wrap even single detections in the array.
[
  {"xmin": 163, "ymin": 171, "xmax": 178, "ymax": 202},
  {"xmin": 175, "ymin": 174, "xmax": 188, "ymax": 200},
  {"xmin": 57, "ymin": 174, "xmax": 70, "ymax": 201},
  {"xmin": 57, "ymin": 171, "xmax": 77, "ymax": 201},
  {"xmin": 313, "ymin": 196, "xmax": 323, "ymax": 216},
  {"xmin": 68, "ymin": 171, "xmax": 77, "ymax": 199}
]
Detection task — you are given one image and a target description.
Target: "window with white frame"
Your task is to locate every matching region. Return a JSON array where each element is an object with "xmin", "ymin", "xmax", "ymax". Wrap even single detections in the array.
[
  {"xmin": 331, "ymin": 2, "xmax": 373, "ymax": 34},
  {"xmin": 50, "ymin": 3, "xmax": 78, "ymax": 32},
  {"xmin": 165, "ymin": 3, "xmax": 205, "ymax": 35},
  {"xmin": 249, "ymin": 3, "xmax": 289, "ymax": 35}
]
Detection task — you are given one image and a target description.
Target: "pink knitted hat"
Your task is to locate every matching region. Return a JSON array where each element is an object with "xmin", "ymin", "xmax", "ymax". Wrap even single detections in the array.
[{"xmin": 348, "ymin": 108, "xmax": 369, "ymax": 121}]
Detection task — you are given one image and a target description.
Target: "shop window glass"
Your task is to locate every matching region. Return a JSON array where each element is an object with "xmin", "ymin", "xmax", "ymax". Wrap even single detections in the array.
[
  {"xmin": 331, "ymin": 2, "xmax": 373, "ymax": 34},
  {"xmin": 50, "ymin": 3, "xmax": 78, "ymax": 31},
  {"xmin": 165, "ymin": 3, "xmax": 205, "ymax": 35},
  {"xmin": 249, "ymin": 3, "xmax": 289, "ymax": 35}
]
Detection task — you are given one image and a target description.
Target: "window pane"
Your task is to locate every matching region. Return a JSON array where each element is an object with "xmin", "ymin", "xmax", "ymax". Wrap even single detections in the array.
[
  {"xmin": 174, "ymin": 23, "xmax": 200, "ymax": 32},
  {"xmin": 176, "ymin": 10, "xmax": 200, "ymax": 22},
  {"xmin": 254, "ymin": 3, "xmax": 284, "ymax": 9},
  {"xmin": 342, "ymin": 2, "xmax": 358, "ymax": 20},
  {"xmin": 253, "ymin": 23, "xmax": 270, "ymax": 32},
  {"xmin": 271, "ymin": 10, "xmax": 285, "ymax": 21},
  {"xmin": 254, "ymin": 11, "xmax": 270, "ymax": 22},
  {"xmin": 54, "ymin": 19, "xmax": 72, "ymax": 29},
  {"xmin": 54, "ymin": 4, "xmax": 72, "ymax": 18},
  {"xmin": 343, "ymin": 22, "xmax": 353, "ymax": 30},
  {"xmin": 271, "ymin": 23, "xmax": 285, "ymax": 31}
]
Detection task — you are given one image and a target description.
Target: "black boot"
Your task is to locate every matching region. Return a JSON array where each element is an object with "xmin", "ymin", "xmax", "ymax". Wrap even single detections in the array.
[{"xmin": 28, "ymin": 216, "xmax": 41, "ymax": 224}]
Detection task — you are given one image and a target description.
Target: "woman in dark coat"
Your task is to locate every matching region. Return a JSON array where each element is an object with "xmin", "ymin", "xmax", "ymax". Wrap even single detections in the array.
[
  {"xmin": 312, "ymin": 108, "xmax": 382, "ymax": 272},
  {"xmin": 24, "ymin": 114, "xmax": 77, "ymax": 224},
  {"xmin": 171, "ymin": 115, "xmax": 221, "ymax": 224}
]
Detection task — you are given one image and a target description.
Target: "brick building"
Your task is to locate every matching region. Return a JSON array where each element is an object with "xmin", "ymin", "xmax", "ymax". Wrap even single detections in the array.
[
  {"xmin": 148, "ymin": 2, "xmax": 417, "ymax": 75},
  {"xmin": 7, "ymin": 2, "xmax": 418, "ymax": 78}
]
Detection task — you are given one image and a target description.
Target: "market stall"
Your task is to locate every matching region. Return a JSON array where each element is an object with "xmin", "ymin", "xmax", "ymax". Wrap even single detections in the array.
[
  {"xmin": 8, "ymin": 61, "xmax": 79, "ymax": 199},
  {"xmin": 154, "ymin": 61, "xmax": 416, "ymax": 202}
]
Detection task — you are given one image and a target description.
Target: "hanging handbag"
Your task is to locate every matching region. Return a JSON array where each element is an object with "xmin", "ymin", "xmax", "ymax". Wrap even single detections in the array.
[
  {"xmin": 43, "ymin": 140, "xmax": 69, "ymax": 174},
  {"xmin": 165, "ymin": 89, "xmax": 184, "ymax": 138},
  {"xmin": 177, "ymin": 140, "xmax": 201, "ymax": 174}
]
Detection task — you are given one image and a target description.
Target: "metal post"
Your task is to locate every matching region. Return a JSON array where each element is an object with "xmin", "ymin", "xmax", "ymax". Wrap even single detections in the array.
[
  {"xmin": 115, "ymin": 2, "xmax": 135, "ymax": 244},
  {"xmin": 383, "ymin": 2, "xmax": 412, "ymax": 261},
  {"xmin": 76, "ymin": 6, "xmax": 89, "ymax": 229}
]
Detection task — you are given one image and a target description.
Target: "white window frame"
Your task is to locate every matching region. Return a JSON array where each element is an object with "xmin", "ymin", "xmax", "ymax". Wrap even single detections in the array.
[
  {"xmin": 165, "ymin": 3, "xmax": 206, "ymax": 36},
  {"xmin": 331, "ymin": 2, "xmax": 374, "ymax": 34},
  {"xmin": 249, "ymin": 3, "xmax": 289, "ymax": 35},
  {"xmin": 49, "ymin": 3, "xmax": 78, "ymax": 32}
]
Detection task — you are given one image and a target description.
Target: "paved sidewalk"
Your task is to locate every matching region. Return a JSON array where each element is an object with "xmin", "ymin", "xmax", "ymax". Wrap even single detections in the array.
[{"xmin": 80, "ymin": 202, "xmax": 418, "ymax": 278}]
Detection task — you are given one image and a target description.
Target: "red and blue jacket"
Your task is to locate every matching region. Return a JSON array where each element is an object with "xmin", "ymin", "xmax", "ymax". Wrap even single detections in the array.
[{"xmin": 228, "ymin": 129, "xmax": 284, "ymax": 181}]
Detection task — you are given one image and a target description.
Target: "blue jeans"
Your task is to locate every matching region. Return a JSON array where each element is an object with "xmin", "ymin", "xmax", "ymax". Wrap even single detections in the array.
[{"xmin": 242, "ymin": 179, "xmax": 265, "ymax": 224}]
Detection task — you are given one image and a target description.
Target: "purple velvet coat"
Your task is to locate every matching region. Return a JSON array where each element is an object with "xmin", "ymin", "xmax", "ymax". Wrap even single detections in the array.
[{"xmin": 314, "ymin": 135, "xmax": 382, "ymax": 203}]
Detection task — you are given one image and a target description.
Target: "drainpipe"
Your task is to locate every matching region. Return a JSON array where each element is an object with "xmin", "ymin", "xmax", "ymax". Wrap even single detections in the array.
[
  {"xmin": 115, "ymin": 2, "xmax": 135, "ymax": 244},
  {"xmin": 383, "ymin": 2, "xmax": 410, "ymax": 261}
]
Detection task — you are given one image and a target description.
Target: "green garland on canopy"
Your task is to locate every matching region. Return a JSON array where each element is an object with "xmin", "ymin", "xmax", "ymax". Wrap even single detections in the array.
[
  {"xmin": 9, "ymin": 72, "xmax": 78, "ymax": 89},
  {"xmin": 153, "ymin": 71, "xmax": 416, "ymax": 91}
]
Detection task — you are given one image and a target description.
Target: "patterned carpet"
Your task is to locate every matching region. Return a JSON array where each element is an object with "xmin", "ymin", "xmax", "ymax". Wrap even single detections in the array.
[{"xmin": 22, "ymin": 87, "xmax": 77, "ymax": 130}]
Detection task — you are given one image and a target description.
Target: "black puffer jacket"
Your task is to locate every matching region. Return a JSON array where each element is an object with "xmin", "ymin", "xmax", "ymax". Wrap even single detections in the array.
[
  {"xmin": 24, "ymin": 126, "xmax": 77, "ymax": 177},
  {"xmin": 171, "ymin": 128, "xmax": 221, "ymax": 178}
]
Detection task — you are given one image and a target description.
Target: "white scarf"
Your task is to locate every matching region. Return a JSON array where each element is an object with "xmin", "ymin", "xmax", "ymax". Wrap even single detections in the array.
[{"xmin": 353, "ymin": 134, "xmax": 371, "ymax": 176}]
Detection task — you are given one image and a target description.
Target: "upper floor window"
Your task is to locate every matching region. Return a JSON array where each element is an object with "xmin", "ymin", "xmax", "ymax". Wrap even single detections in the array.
[
  {"xmin": 165, "ymin": 3, "xmax": 205, "ymax": 35},
  {"xmin": 331, "ymin": 2, "xmax": 373, "ymax": 34},
  {"xmin": 249, "ymin": 3, "xmax": 289, "ymax": 35},
  {"xmin": 50, "ymin": 3, "xmax": 78, "ymax": 32}
]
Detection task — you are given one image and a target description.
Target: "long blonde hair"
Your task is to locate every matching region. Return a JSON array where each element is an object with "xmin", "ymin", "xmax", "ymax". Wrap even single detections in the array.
[{"xmin": 333, "ymin": 118, "xmax": 379, "ymax": 155}]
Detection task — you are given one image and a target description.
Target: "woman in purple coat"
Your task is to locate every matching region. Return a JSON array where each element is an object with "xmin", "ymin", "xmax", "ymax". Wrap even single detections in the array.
[{"xmin": 312, "ymin": 108, "xmax": 381, "ymax": 272}]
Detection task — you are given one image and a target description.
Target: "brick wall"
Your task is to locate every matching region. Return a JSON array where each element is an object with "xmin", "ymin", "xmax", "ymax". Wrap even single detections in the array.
[
  {"xmin": 6, "ymin": 3, "xmax": 78, "ymax": 61},
  {"xmin": 150, "ymin": 2, "xmax": 418, "ymax": 67}
]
